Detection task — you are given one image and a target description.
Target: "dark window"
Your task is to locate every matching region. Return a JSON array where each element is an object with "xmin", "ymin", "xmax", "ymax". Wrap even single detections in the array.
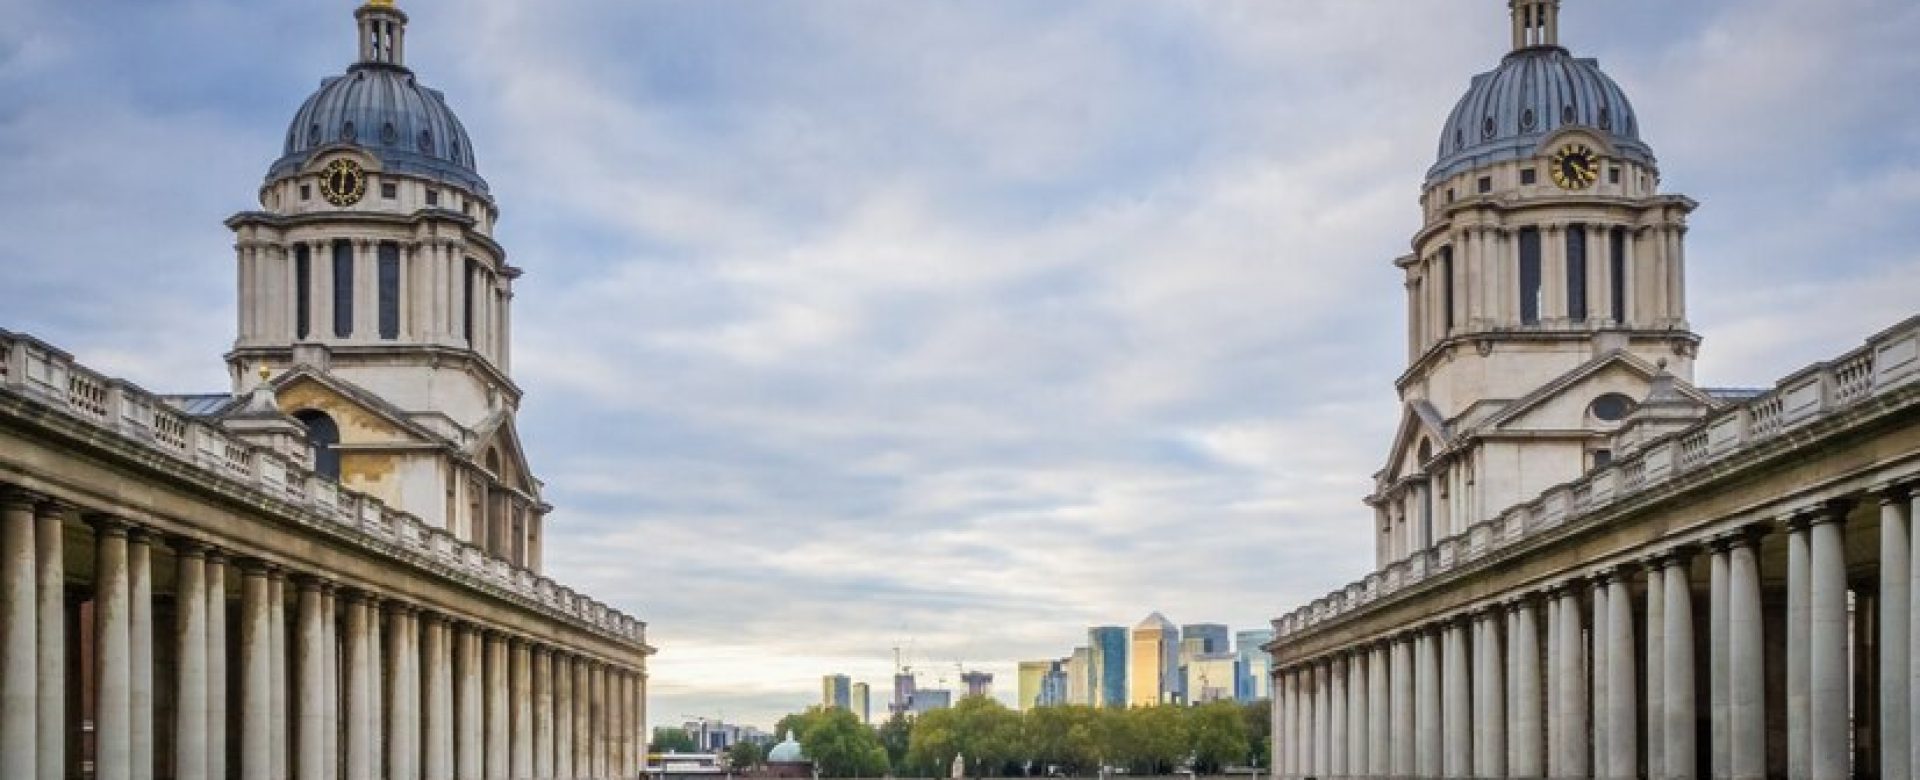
[
  {"xmin": 300, "ymin": 184, "xmax": 312, "ymax": 201},
  {"xmin": 1591, "ymin": 393, "xmax": 1636, "ymax": 422},
  {"xmin": 425, "ymin": 190, "xmax": 440, "ymax": 207},
  {"xmin": 294, "ymin": 245, "xmax": 312, "ymax": 339},
  {"xmin": 1567, "ymin": 225, "xmax": 1588, "ymax": 322},
  {"xmin": 294, "ymin": 410, "xmax": 341, "ymax": 481},
  {"xmin": 378, "ymin": 242, "xmax": 401, "ymax": 340},
  {"xmin": 463, "ymin": 257, "xmax": 478, "ymax": 344},
  {"xmin": 1609, "ymin": 167, "xmax": 1622, "ymax": 185},
  {"xmin": 1445, "ymin": 188, "xmax": 1455, "ymax": 203},
  {"xmin": 1440, "ymin": 246, "xmax": 1455, "ymax": 332},
  {"xmin": 1519, "ymin": 227, "xmax": 1542, "ymax": 325},
  {"xmin": 1591, "ymin": 449, "xmax": 1613, "ymax": 469},
  {"xmin": 1477, "ymin": 176, "xmax": 1492, "ymax": 194},
  {"xmin": 381, "ymin": 182, "xmax": 398, "ymax": 199},
  {"xmin": 332, "ymin": 240, "xmax": 354, "ymax": 338},
  {"xmin": 1520, "ymin": 168, "xmax": 1538, "ymax": 186},
  {"xmin": 1610, "ymin": 227, "xmax": 1628, "ymax": 323}
]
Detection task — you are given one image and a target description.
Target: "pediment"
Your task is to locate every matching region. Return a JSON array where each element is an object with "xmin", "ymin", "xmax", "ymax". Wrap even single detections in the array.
[
  {"xmin": 1477, "ymin": 352, "xmax": 1713, "ymax": 434},
  {"xmin": 267, "ymin": 368, "xmax": 444, "ymax": 448},
  {"xmin": 1380, "ymin": 400, "xmax": 1451, "ymax": 484},
  {"xmin": 467, "ymin": 411, "xmax": 541, "ymax": 498}
]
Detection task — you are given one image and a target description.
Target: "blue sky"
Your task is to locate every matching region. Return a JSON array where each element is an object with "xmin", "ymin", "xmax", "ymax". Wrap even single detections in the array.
[{"xmin": 3, "ymin": 0, "xmax": 1917, "ymax": 728}]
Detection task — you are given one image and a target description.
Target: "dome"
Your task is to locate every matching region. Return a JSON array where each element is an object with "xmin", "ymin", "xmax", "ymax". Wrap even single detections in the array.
[
  {"xmin": 267, "ymin": 4, "xmax": 488, "ymax": 195},
  {"xmin": 767, "ymin": 733, "xmax": 807, "ymax": 763},
  {"xmin": 1427, "ymin": 46, "xmax": 1655, "ymax": 184}
]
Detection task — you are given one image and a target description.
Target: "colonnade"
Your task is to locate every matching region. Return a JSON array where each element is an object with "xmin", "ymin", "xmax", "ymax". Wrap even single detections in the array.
[
  {"xmin": 1276, "ymin": 486, "xmax": 1919, "ymax": 780},
  {"xmin": 0, "ymin": 488, "xmax": 647, "ymax": 780}
]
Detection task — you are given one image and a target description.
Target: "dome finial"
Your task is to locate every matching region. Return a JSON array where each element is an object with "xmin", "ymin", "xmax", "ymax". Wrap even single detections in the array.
[
  {"xmin": 1509, "ymin": 0, "xmax": 1562, "ymax": 51},
  {"xmin": 354, "ymin": 0, "xmax": 409, "ymax": 68}
]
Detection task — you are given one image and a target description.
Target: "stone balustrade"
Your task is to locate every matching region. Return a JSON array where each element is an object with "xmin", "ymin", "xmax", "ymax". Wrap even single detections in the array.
[
  {"xmin": 0, "ymin": 327, "xmax": 647, "ymax": 651},
  {"xmin": 1275, "ymin": 315, "xmax": 1920, "ymax": 640}
]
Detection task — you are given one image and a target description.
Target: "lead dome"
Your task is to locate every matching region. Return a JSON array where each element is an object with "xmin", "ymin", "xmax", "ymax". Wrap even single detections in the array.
[
  {"xmin": 266, "ymin": 2, "xmax": 488, "ymax": 195},
  {"xmin": 1427, "ymin": 3, "xmax": 1656, "ymax": 185}
]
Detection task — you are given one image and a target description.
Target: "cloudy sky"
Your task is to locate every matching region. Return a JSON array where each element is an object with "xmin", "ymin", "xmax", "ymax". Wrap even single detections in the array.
[{"xmin": 4, "ymin": 0, "xmax": 1918, "ymax": 728}]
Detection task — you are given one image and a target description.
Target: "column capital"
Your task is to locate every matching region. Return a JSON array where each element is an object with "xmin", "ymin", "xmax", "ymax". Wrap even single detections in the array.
[
  {"xmin": 204, "ymin": 546, "xmax": 230, "ymax": 565},
  {"xmin": 291, "ymin": 572, "xmax": 332, "ymax": 590},
  {"xmin": 236, "ymin": 557, "xmax": 273, "ymax": 576},
  {"xmin": 1873, "ymin": 478, "xmax": 1915, "ymax": 505},
  {"xmin": 1720, "ymin": 522, "xmax": 1771, "ymax": 550},
  {"xmin": 171, "ymin": 535, "xmax": 211, "ymax": 558},
  {"xmin": 1648, "ymin": 543, "xmax": 1697, "ymax": 569},
  {"xmin": 87, "ymin": 513, "xmax": 132, "ymax": 537},
  {"xmin": 0, "ymin": 486, "xmax": 47, "ymax": 510},
  {"xmin": 1789, "ymin": 498, "xmax": 1854, "ymax": 529},
  {"xmin": 383, "ymin": 599, "xmax": 417, "ymax": 616}
]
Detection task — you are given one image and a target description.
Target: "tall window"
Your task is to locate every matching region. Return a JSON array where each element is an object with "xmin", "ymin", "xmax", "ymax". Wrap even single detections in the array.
[
  {"xmin": 463, "ymin": 257, "xmax": 478, "ymax": 344},
  {"xmin": 1440, "ymin": 246, "xmax": 1456, "ymax": 332},
  {"xmin": 1610, "ymin": 227, "xmax": 1628, "ymax": 323},
  {"xmin": 332, "ymin": 240, "xmax": 354, "ymax": 338},
  {"xmin": 294, "ymin": 245, "xmax": 312, "ymax": 339},
  {"xmin": 293, "ymin": 410, "xmax": 341, "ymax": 481},
  {"xmin": 378, "ymin": 242, "xmax": 401, "ymax": 339},
  {"xmin": 1567, "ymin": 225, "xmax": 1588, "ymax": 322},
  {"xmin": 1518, "ymin": 227, "xmax": 1542, "ymax": 325}
]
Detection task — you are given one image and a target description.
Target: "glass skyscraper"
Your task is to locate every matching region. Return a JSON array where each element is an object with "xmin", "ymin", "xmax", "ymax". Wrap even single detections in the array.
[
  {"xmin": 1088, "ymin": 626, "xmax": 1128, "ymax": 708},
  {"xmin": 1234, "ymin": 628, "xmax": 1274, "ymax": 701}
]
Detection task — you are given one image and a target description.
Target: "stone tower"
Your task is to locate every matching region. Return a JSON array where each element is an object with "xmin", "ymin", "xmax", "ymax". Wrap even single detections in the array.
[
  {"xmin": 1369, "ymin": 0, "xmax": 1715, "ymax": 566},
  {"xmin": 224, "ymin": 0, "xmax": 546, "ymax": 570}
]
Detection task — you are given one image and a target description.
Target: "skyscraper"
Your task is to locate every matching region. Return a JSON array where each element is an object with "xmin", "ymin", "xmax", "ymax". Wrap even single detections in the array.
[
  {"xmin": 1181, "ymin": 624, "xmax": 1230, "ymax": 654},
  {"xmin": 1088, "ymin": 626, "xmax": 1128, "ymax": 708},
  {"xmin": 1067, "ymin": 647, "xmax": 1092, "ymax": 706},
  {"xmin": 1234, "ymin": 628, "xmax": 1274, "ymax": 701},
  {"xmin": 822, "ymin": 674, "xmax": 851, "ymax": 710},
  {"xmin": 1017, "ymin": 660, "xmax": 1052, "ymax": 710},
  {"xmin": 1038, "ymin": 661, "xmax": 1071, "ymax": 708},
  {"xmin": 851, "ymin": 682, "xmax": 871, "ymax": 724},
  {"xmin": 1128, "ymin": 612, "xmax": 1179, "ymax": 706},
  {"xmin": 961, "ymin": 670, "xmax": 994, "ymax": 699}
]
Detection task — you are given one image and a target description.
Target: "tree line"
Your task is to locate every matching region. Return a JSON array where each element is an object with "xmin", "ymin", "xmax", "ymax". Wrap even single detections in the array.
[{"xmin": 728, "ymin": 696, "xmax": 1270, "ymax": 778}]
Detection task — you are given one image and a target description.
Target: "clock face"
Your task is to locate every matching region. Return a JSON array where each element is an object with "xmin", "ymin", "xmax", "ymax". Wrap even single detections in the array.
[
  {"xmin": 1550, "ymin": 144, "xmax": 1599, "ymax": 190},
  {"xmin": 318, "ymin": 158, "xmax": 367, "ymax": 207}
]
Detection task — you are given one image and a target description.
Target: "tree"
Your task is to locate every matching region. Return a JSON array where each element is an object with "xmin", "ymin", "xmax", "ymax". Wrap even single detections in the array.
[
  {"xmin": 726, "ymin": 739, "xmax": 766, "ymax": 769},
  {"xmin": 1240, "ymin": 699, "xmax": 1272, "ymax": 770},
  {"xmin": 799, "ymin": 707, "xmax": 891, "ymax": 778},
  {"xmin": 909, "ymin": 696, "xmax": 1024, "ymax": 776},
  {"xmin": 651, "ymin": 726, "xmax": 697, "ymax": 754},
  {"xmin": 879, "ymin": 713, "xmax": 914, "ymax": 769},
  {"xmin": 1023, "ymin": 705, "xmax": 1100, "ymax": 775},
  {"xmin": 1188, "ymin": 701, "xmax": 1251, "ymax": 774},
  {"xmin": 1122, "ymin": 706, "xmax": 1189, "ymax": 775}
]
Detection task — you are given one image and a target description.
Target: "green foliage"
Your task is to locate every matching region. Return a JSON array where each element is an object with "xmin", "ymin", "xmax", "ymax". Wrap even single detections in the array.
[
  {"xmin": 1187, "ymin": 701, "xmax": 1252, "ymax": 774},
  {"xmin": 1124, "ymin": 705, "xmax": 1191, "ymax": 775},
  {"xmin": 798, "ymin": 707, "xmax": 891, "ymax": 778},
  {"xmin": 650, "ymin": 726, "xmax": 697, "ymax": 754},
  {"xmin": 1240, "ymin": 699, "xmax": 1272, "ymax": 768},
  {"xmin": 726, "ymin": 739, "xmax": 766, "ymax": 769},
  {"xmin": 878, "ymin": 713, "xmax": 914, "ymax": 769},
  {"xmin": 907, "ymin": 696, "xmax": 1024, "ymax": 776},
  {"xmin": 1022, "ymin": 705, "xmax": 1101, "ymax": 775}
]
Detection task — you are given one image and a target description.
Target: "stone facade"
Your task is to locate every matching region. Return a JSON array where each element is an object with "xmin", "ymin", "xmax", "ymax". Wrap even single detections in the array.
[
  {"xmin": 1269, "ymin": 4, "xmax": 1920, "ymax": 780},
  {"xmin": 0, "ymin": 2, "xmax": 652, "ymax": 779}
]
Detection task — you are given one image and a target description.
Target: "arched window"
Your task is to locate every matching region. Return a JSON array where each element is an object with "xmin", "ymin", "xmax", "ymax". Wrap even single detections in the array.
[
  {"xmin": 1518, "ymin": 227, "xmax": 1543, "ymax": 325},
  {"xmin": 293, "ymin": 410, "xmax": 341, "ymax": 481}
]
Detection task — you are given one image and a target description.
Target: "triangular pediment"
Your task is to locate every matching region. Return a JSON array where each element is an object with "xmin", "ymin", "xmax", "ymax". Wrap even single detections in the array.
[
  {"xmin": 266, "ymin": 368, "xmax": 446, "ymax": 448},
  {"xmin": 1380, "ymin": 400, "xmax": 1451, "ymax": 484},
  {"xmin": 1476, "ymin": 351, "xmax": 1715, "ymax": 434},
  {"xmin": 468, "ymin": 411, "xmax": 541, "ymax": 499}
]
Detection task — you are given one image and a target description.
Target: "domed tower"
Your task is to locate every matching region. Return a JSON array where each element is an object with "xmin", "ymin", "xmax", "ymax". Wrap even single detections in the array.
[
  {"xmin": 1368, "ymin": 0, "xmax": 1714, "ymax": 566},
  {"xmin": 224, "ymin": 0, "xmax": 546, "ymax": 570}
]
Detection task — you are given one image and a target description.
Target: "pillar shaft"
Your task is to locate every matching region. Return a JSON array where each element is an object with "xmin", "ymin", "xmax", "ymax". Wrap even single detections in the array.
[
  {"xmin": 1392, "ymin": 636, "xmax": 1415, "ymax": 778},
  {"xmin": 1665, "ymin": 556, "xmax": 1697, "ymax": 780},
  {"xmin": 513, "ymin": 640, "xmax": 534, "ymax": 780},
  {"xmin": 1880, "ymin": 491, "xmax": 1913, "ymax": 780},
  {"xmin": 1647, "ymin": 559, "xmax": 1666, "ymax": 777},
  {"xmin": 1443, "ymin": 622, "xmax": 1470, "ymax": 777},
  {"xmin": 1556, "ymin": 586, "xmax": 1588, "ymax": 780},
  {"xmin": 487, "ymin": 633, "xmax": 510, "ymax": 780},
  {"xmin": 206, "ymin": 553, "xmax": 229, "ymax": 780},
  {"xmin": 1593, "ymin": 581, "xmax": 1610, "ymax": 780},
  {"xmin": 345, "ymin": 595, "xmax": 373, "ymax": 780},
  {"xmin": 95, "ymin": 522, "xmax": 133, "ymax": 780},
  {"xmin": 1348, "ymin": 650, "xmax": 1367, "ymax": 777},
  {"xmin": 1330, "ymin": 656, "xmax": 1348, "ymax": 778},
  {"xmin": 1513, "ymin": 600, "xmax": 1542, "ymax": 779},
  {"xmin": 556, "ymin": 654, "xmax": 574, "ymax": 780},
  {"xmin": 238, "ymin": 565, "xmax": 271, "ymax": 780},
  {"xmin": 457, "ymin": 625, "xmax": 483, "ymax": 780},
  {"xmin": 1809, "ymin": 511, "xmax": 1849, "ymax": 780},
  {"xmin": 1, "ymin": 496, "xmax": 37, "ymax": 780},
  {"xmin": 1729, "ymin": 531, "xmax": 1767, "ymax": 780},
  {"xmin": 1710, "ymin": 546, "xmax": 1731, "ymax": 780},
  {"xmin": 128, "ymin": 532, "xmax": 153, "ymax": 780},
  {"xmin": 386, "ymin": 606, "xmax": 416, "ymax": 780},
  {"xmin": 425, "ymin": 617, "xmax": 452, "ymax": 780},
  {"xmin": 1606, "ymin": 572, "xmax": 1636, "ymax": 780},
  {"xmin": 174, "ymin": 544, "xmax": 209, "ymax": 780},
  {"xmin": 34, "ymin": 503, "xmax": 63, "ymax": 780},
  {"xmin": 268, "ymin": 571, "xmax": 288, "ymax": 780},
  {"xmin": 1416, "ymin": 631, "xmax": 1441, "ymax": 779},
  {"xmin": 1368, "ymin": 644, "xmax": 1390, "ymax": 777},
  {"xmin": 534, "ymin": 647, "xmax": 554, "ymax": 780},
  {"xmin": 1478, "ymin": 612, "xmax": 1507, "ymax": 780}
]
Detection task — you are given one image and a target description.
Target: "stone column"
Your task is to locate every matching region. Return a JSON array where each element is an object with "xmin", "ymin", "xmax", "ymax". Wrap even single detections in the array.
[
  {"xmin": 1330, "ymin": 656, "xmax": 1348, "ymax": 780},
  {"xmin": 1647, "ymin": 554, "xmax": 1666, "ymax": 778},
  {"xmin": 1911, "ymin": 491, "xmax": 1920, "ymax": 780},
  {"xmin": 345, "ymin": 593, "xmax": 373, "ymax": 780},
  {"xmin": 1546, "ymin": 595, "xmax": 1561, "ymax": 780},
  {"xmin": 129, "ymin": 530, "xmax": 153, "ymax": 780},
  {"xmin": 268, "ymin": 568, "xmax": 289, "ymax": 780},
  {"xmin": 1317, "ymin": 661, "xmax": 1332, "ymax": 778},
  {"xmin": 1273, "ymin": 673, "xmax": 1289, "ymax": 779},
  {"xmin": 1348, "ymin": 649, "xmax": 1367, "ymax": 778},
  {"xmin": 1663, "ymin": 550, "xmax": 1697, "ymax": 780},
  {"xmin": 174, "ymin": 541, "xmax": 209, "ymax": 780},
  {"xmin": 1880, "ymin": 487, "xmax": 1913, "ymax": 780},
  {"xmin": 94, "ymin": 519, "xmax": 133, "ymax": 780},
  {"xmin": 456, "ymin": 624, "xmax": 483, "ymax": 780},
  {"xmin": 1416, "ymin": 630, "xmax": 1441, "ymax": 779},
  {"xmin": 1786, "ymin": 515, "xmax": 1811, "ymax": 780},
  {"xmin": 424, "ymin": 616, "xmax": 452, "ymax": 780},
  {"xmin": 386, "ymin": 604, "xmax": 416, "ymax": 780},
  {"xmin": 1512, "ymin": 598, "xmax": 1543, "ymax": 780},
  {"xmin": 1809, "ymin": 504, "xmax": 1850, "ymax": 780},
  {"xmin": 512, "ymin": 639, "xmax": 533, "ymax": 780},
  {"xmin": 1606, "ymin": 567, "xmax": 1636, "ymax": 780},
  {"xmin": 1555, "ymin": 583, "xmax": 1588, "ymax": 780},
  {"xmin": 239, "ymin": 561, "xmax": 272, "ymax": 780},
  {"xmin": 0, "ymin": 492, "xmax": 37, "ymax": 780},
  {"xmin": 534, "ymin": 647, "xmax": 553, "ymax": 780},
  {"xmin": 1392, "ymin": 635, "xmax": 1415, "ymax": 779},
  {"xmin": 487, "ymin": 632, "xmax": 510, "ymax": 780},
  {"xmin": 1728, "ymin": 528, "xmax": 1767, "ymax": 780},
  {"xmin": 575, "ymin": 658, "xmax": 592, "ymax": 777},
  {"xmin": 1709, "ymin": 541, "xmax": 1731, "ymax": 780},
  {"xmin": 296, "ymin": 577, "xmax": 327, "ymax": 780},
  {"xmin": 368, "ymin": 598, "xmax": 384, "ymax": 780},
  {"xmin": 556, "ymin": 653, "xmax": 574, "ymax": 780},
  {"xmin": 1476, "ymin": 609, "xmax": 1506, "ymax": 780},
  {"xmin": 321, "ymin": 585, "xmax": 338, "ymax": 780},
  {"xmin": 1443, "ymin": 620, "xmax": 1470, "ymax": 778},
  {"xmin": 1592, "ymin": 578, "xmax": 1610, "ymax": 780},
  {"xmin": 34, "ymin": 501, "xmax": 63, "ymax": 780},
  {"xmin": 206, "ymin": 551, "xmax": 229, "ymax": 780},
  {"xmin": 1368, "ymin": 644, "xmax": 1390, "ymax": 778}
]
